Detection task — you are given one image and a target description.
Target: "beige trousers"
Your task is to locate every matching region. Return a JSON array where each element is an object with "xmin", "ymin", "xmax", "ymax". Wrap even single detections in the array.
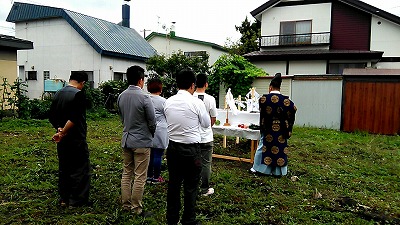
[{"xmin": 121, "ymin": 147, "xmax": 150, "ymax": 214}]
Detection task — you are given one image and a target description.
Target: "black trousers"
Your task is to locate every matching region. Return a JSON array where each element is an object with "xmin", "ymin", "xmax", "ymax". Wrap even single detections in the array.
[
  {"xmin": 166, "ymin": 141, "xmax": 201, "ymax": 225},
  {"xmin": 57, "ymin": 138, "xmax": 90, "ymax": 206}
]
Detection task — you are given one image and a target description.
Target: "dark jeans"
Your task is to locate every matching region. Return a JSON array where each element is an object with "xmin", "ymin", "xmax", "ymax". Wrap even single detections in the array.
[
  {"xmin": 166, "ymin": 141, "xmax": 201, "ymax": 225},
  {"xmin": 199, "ymin": 142, "xmax": 213, "ymax": 193},
  {"xmin": 57, "ymin": 138, "xmax": 90, "ymax": 206},
  {"xmin": 147, "ymin": 148, "xmax": 165, "ymax": 178}
]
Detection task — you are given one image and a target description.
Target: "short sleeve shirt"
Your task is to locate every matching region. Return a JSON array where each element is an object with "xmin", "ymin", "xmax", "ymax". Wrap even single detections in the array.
[{"xmin": 194, "ymin": 92, "xmax": 218, "ymax": 143}]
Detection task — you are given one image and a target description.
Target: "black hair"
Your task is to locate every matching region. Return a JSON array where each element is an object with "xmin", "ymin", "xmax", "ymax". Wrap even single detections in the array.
[
  {"xmin": 70, "ymin": 72, "xmax": 88, "ymax": 83},
  {"xmin": 126, "ymin": 65, "xmax": 145, "ymax": 85},
  {"xmin": 195, "ymin": 73, "xmax": 208, "ymax": 88},
  {"xmin": 270, "ymin": 73, "xmax": 282, "ymax": 89},
  {"xmin": 147, "ymin": 78, "xmax": 163, "ymax": 93},
  {"xmin": 176, "ymin": 69, "xmax": 196, "ymax": 89}
]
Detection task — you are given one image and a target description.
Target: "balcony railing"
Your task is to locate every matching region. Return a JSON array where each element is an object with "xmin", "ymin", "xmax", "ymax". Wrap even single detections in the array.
[{"xmin": 259, "ymin": 32, "xmax": 330, "ymax": 47}]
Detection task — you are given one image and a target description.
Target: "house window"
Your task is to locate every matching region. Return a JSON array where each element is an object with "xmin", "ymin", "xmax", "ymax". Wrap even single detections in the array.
[
  {"xmin": 71, "ymin": 71, "xmax": 94, "ymax": 88},
  {"xmin": 27, "ymin": 71, "xmax": 37, "ymax": 80},
  {"xmin": 328, "ymin": 63, "xmax": 366, "ymax": 74},
  {"xmin": 44, "ymin": 71, "xmax": 50, "ymax": 80},
  {"xmin": 114, "ymin": 72, "xmax": 124, "ymax": 81},
  {"xmin": 184, "ymin": 51, "xmax": 207, "ymax": 58},
  {"xmin": 280, "ymin": 20, "xmax": 312, "ymax": 45}
]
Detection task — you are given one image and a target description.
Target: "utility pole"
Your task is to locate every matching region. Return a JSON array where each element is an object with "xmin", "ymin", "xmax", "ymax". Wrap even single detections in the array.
[{"xmin": 141, "ymin": 29, "xmax": 151, "ymax": 38}]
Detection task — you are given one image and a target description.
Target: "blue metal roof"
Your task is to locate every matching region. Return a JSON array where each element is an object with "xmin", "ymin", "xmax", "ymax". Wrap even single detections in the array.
[{"xmin": 6, "ymin": 2, "xmax": 156, "ymax": 61}]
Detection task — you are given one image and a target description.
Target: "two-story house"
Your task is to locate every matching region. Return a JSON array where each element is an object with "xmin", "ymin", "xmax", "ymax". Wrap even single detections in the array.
[
  {"xmin": 6, "ymin": 2, "xmax": 156, "ymax": 99},
  {"xmin": 145, "ymin": 31, "xmax": 228, "ymax": 66},
  {"xmin": 239, "ymin": 0, "xmax": 400, "ymax": 134},
  {"xmin": 244, "ymin": 0, "xmax": 400, "ymax": 75}
]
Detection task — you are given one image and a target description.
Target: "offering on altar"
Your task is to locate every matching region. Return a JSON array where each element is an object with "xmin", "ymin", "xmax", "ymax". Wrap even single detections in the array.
[
  {"xmin": 223, "ymin": 88, "xmax": 237, "ymax": 126},
  {"xmin": 237, "ymin": 123, "xmax": 249, "ymax": 129},
  {"xmin": 235, "ymin": 95, "xmax": 246, "ymax": 111},
  {"xmin": 246, "ymin": 87, "xmax": 260, "ymax": 112},
  {"xmin": 225, "ymin": 88, "xmax": 238, "ymax": 114}
]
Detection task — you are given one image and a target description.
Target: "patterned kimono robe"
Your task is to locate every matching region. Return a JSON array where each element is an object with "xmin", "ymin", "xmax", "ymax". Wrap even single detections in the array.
[{"xmin": 259, "ymin": 91, "xmax": 296, "ymax": 168}]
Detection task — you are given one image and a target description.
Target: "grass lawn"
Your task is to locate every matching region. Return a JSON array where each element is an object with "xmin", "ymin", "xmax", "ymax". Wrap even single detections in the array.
[{"xmin": 0, "ymin": 115, "xmax": 399, "ymax": 225}]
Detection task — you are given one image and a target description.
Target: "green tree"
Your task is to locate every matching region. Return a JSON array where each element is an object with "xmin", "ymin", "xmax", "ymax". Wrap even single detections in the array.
[
  {"xmin": 98, "ymin": 80, "xmax": 128, "ymax": 112},
  {"xmin": 226, "ymin": 17, "xmax": 261, "ymax": 55},
  {"xmin": 146, "ymin": 50, "xmax": 210, "ymax": 98},
  {"xmin": 10, "ymin": 79, "xmax": 30, "ymax": 119},
  {"xmin": 208, "ymin": 54, "xmax": 266, "ymax": 105}
]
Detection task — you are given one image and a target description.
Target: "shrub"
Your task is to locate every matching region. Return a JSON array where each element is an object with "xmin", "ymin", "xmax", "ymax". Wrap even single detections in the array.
[
  {"xmin": 146, "ymin": 50, "xmax": 210, "ymax": 98},
  {"xmin": 209, "ymin": 54, "xmax": 267, "ymax": 105},
  {"xmin": 84, "ymin": 85, "xmax": 105, "ymax": 110},
  {"xmin": 28, "ymin": 99, "xmax": 51, "ymax": 119},
  {"xmin": 98, "ymin": 80, "xmax": 128, "ymax": 112}
]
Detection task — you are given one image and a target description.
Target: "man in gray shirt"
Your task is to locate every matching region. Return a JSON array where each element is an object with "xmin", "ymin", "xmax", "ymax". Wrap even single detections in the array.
[{"xmin": 118, "ymin": 65, "xmax": 156, "ymax": 217}]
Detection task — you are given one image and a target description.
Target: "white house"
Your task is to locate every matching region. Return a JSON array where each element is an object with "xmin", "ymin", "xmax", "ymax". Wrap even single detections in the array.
[
  {"xmin": 145, "ymin": 32, "xmax": 228, "ymax": 66},
  {"xmin": 6, "ymin": 2, "xmax": 157, "ymax": 99},
  {"xmin": 244, "ymin": 0, "xmax": 400, "ymax": 75}
]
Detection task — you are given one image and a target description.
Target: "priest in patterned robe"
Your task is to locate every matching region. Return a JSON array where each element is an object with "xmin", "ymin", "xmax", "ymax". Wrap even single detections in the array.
[{"xmin": 250, "ymin": 73, "xmax": 297, "ymax": 176}]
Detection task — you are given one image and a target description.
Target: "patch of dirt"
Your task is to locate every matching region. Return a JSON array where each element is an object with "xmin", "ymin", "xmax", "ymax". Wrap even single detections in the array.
[{"xmin": 325, "ymin": 196, "xmax": 400, "ymax": 224}]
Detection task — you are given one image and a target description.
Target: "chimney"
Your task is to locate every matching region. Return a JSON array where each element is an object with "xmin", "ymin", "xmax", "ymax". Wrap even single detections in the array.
[{"xmin": 122, "ymin": 0, "xmax": 130, "ymax": 28}]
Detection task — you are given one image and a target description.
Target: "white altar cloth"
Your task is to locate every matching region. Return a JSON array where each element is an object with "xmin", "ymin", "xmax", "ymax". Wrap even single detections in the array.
[
  {"xmin": 215, "ymin": 109, "xmax": 259, "ymax": 126},
  {"xmin": 213, "ymin": 109, "xmax": 260, "ymax": 140},
  {"xmin": 212, "ymin": 125, "xmax": 260, "ymax": 140},
  {"xmin": 212, "ymin": 109, "xmax": 260, "ymax": 163}
]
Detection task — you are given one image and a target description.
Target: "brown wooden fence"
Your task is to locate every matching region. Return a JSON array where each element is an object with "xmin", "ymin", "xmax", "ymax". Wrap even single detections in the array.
[{"xmin": 342, "ymin": 75, "xmax": 400, "ymax": 135}]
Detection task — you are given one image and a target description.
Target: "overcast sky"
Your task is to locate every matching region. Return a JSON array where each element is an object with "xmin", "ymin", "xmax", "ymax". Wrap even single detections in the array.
[{"xmin": 1, "ymin": 0, "xmax": 400, "ymax": 46}]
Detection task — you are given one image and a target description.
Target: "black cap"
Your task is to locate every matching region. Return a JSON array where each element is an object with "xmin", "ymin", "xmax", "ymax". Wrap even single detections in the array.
[{"xmin": 270, "ymin": 73, "xmax": 282, "ymax": 88}]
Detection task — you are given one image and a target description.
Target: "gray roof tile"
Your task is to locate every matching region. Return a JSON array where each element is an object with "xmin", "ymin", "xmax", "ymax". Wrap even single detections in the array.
[{"xmin": 7, "ymin": 2, "xmax": 156, "ymax": 61}]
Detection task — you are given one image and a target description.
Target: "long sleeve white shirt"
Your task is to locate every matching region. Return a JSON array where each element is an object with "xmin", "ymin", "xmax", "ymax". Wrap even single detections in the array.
[{"xmin": 164, "ymin": 90, "xmax": 211, "ymax": 144}]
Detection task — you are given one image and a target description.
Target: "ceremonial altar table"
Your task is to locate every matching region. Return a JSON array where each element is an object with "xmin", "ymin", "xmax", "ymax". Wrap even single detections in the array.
[{"xmin": 212, "ymin": 109, "xmax": 260, "ymax": 163}]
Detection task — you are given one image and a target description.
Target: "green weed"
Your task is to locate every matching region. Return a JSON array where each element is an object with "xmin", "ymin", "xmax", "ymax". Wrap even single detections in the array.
[{"xmin": 0, "ymin": 116, "xmax": 399, "ymax": 224}]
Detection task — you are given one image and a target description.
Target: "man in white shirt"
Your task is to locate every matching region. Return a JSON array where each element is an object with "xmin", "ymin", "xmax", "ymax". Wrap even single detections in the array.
[
  {"xmin": 193, "ymin": 73, "xmax": 217, "ymax": 197},
  {"xmin": 164, "ymin": 69, "xmax": 210, "ymax": 225}
]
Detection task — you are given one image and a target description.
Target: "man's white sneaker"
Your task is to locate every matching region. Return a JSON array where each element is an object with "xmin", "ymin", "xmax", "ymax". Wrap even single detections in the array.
[{"xmin": 202, "ymin": 188, "xmax": 214, "ymax": 196}]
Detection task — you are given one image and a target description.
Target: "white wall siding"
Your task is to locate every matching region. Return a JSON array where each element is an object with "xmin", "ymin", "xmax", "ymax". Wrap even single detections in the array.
[
  {"xmin": 252, "ymin": 77, "xmax": 292, "ymax": 97},
  {"xmin": 376, "ymin": 62, "xmax": 400, "ymax": 69},
  {"xmin": 261, "ymin": 3, "xmax": 332, "ymax": 37},
  {"xmin": 16, "ymin": 18, "xmax": 100, "ymax": 98},
  {"xmin": 291, "ymin": 78, "xmax": 342, "ymax": 129},
  {"xmin": 147, "ymin": 36, "xmax": 226, "ymax": 65},
  {"xmin": 101, "ymin": 56, "xmax": 147, "ymax": 82},
  {"xmin": 253, "ymin": 61, "xmax": 286, "ymax": 76},
  {"xmin": 289, "ymin": 60, "xmax": 326, "ymax": 75},
  {"xmin": 15, "ymin": 18, "xmax": 145, "ymax": 99},
  {"xmin": 371, "ymin": 16, "xmax": 400, "ymax": 58}
]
